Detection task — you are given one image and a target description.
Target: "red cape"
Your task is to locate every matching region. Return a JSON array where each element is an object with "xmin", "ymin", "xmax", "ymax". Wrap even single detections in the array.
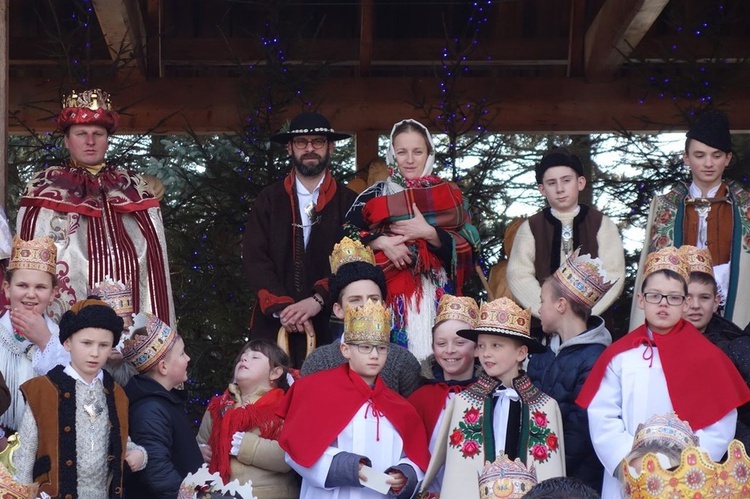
[
  {"xmin": 408, "ymin": 382, "xmax": 468, "ymax": 441},
  {"xmin": 277, "ymin": 364, "xmax": 430, "ymax": 471},
  {"xmin": 577, "ymin": 319, "xmax": 750, "ymax": 430}
]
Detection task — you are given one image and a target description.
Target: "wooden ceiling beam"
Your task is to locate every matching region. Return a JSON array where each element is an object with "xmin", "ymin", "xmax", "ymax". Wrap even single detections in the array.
[
  {"xmin": 585, "ymin": 0, "xmax": 670, "ymax": 79},
  {"xmin": 9, "ymin": 75, "xmax": 750, "ymax": 134},
  {"xmin": 567, "ymin": 0, "xmax": 586, "ymax": 77},
  {"xmin": 91, "ymin": 0, "xmax": 147, "ymax": 78},
  {"xmin": 359, "ymin": 0, "xmax": 373, "ymax": 77},
  {"xmin": 145, "ymin": 0, "xmax": 162, "ymax": 78}
]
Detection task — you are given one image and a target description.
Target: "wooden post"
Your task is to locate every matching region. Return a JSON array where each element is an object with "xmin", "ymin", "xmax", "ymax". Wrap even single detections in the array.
[
  {"xmin": 0, "ymin": 1, "xmax": 8, "ymax": 208},
  {"xmin": 355, "ymin": 130, "xmax": 381, "ymax": 173}
]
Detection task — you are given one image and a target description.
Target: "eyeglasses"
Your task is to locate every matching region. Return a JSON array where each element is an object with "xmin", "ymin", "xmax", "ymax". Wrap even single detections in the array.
[
  {"xmin": 348, "ymin": 343, "xmax": 389, "ymax": 355},
  {"xmin": 643, "ymin": 292, "xmax": 686, "ymax": 306},
  {"xmin": 292, "ymin": 138, "xmax": 328, "ymax": 150}
]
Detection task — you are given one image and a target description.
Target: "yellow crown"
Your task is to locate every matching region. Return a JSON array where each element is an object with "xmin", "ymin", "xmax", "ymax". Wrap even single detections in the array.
[
  {"xmin": 643, "ymin": 247, "xmax": 690, "ymax": 283},
  {"xmin": 8, "ymin": 236, "xmax": 57, "ymax": 275},
  {"xmin": 624, "ymin": 412, "xmax": 699, "ymax": 468},
  {"xmin": 61, "ymin": 88, "xmax": 114, "ymax": 111},
  {"xmin": 343, "ymin": 299, "xmax": 391, "ymax": 344},
  {"xmin": 623, "ymin": 440, "xmax": 750, "ymax": 498},
  {"xmin": 679, "ymin": 245, "xmax": 714, "ymax": 277},
  {"xmin": 89, "ymin": 277, "xmax": 134, "ymax": 317},
  {"xmin": 434, "ymin": 294, "xmax": 479, "ymax": 329},
  {"xmin": 330, "ymin": 237, "xmax": 375, "ymax": 274},
  {"xmin": 0, "ymin": 461, "xmax": 39, "ymax": 499},
  {"xmin": 122, "ymin": 313, "xmax": 178, "ymax": 373},
  {"xmin": 552, "ymin": 248, "xmax": 616, "ymax": 309},
  {"xmin": 476, "ymin": 297, "xmax": 532, "ymax": 338},
  {"xmin": 479, "ymin": 455, "xmax": 537, "ymax": 499}
]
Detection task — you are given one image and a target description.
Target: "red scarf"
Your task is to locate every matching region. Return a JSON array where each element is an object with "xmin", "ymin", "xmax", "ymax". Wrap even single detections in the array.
[
  {"xmin": 207, "ymin": 387, "xmax": 286, "ymax": 482},
  {"xmin": 362, "ymin": 181, "xmax": 474, "ymax": 300},
  {"xmin": 408, "ymin": 382, "xmax": 467, "ymax": 442},
  {"xmin": 577, "ymin": 319, "xmax": 750, "ymax": 430},
  {"xmin": 277, "ymin": 364, "xmax": 430, "ymax": 471}
]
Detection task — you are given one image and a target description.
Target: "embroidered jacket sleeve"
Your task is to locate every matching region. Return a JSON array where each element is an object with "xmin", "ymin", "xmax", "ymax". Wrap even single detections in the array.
[
  {"xmin": 592, "ymin": 215, "xmax": 626, "ymax": 316},
  {"xmin": 237, "ymin": 431, "xmax": 291, "ymax": 473},
  {"xmin": 243, "ymin": 189, "xmax": 294, "ymax": 316},
  {"xmin": 506, "ymin": 221, "xmax": 543, "ymax": 316},
  {"xmin": 13, "ymin": 407, "xmax": 38, "ymax": 484}
]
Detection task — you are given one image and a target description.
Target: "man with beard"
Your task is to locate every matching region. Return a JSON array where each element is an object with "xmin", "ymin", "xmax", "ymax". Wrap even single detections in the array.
[{"xmin": 243, "ymin": 112, "xmax": 357, "ymax": 367}]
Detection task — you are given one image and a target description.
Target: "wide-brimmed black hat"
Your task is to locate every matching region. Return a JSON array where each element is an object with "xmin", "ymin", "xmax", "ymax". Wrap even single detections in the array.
[{"xmin": 271, "ymin": 112, "xmax": 351, "ymax": 144}]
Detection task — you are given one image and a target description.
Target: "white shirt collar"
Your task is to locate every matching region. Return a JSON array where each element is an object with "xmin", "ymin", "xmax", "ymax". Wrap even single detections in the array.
[
  {"xmin": 295, "ymin": 173, "xmax": 325, "ymax": 196},
  {"xmin": 689, "ymin": 181, "xmax": 721, "ymax": 198},
  {"xmin": 64, "ymin": 363, "xmax": 104, "ymax": 386}
]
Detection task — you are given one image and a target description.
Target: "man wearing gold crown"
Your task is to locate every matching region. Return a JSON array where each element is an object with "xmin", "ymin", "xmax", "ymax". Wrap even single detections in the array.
[
  {"xmin": 277, "ymin": 299, "xmax": 430, "ymax": 498},
  {"xmin": 16, "ymin": 89, "xmax": 175, "ymax": 326},
  {"xmin": 243, "ymin": 112, "xmax": 357, "ymax": 368},
  {"xmin": 631, "ymin": 111, "xmax": 750, "ymax": 329}
]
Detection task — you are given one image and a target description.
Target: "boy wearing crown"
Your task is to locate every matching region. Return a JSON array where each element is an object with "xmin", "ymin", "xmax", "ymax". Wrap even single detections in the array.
[
  {"xmin": 14, "ymin": 298, "xmax": 146, "ymax": 498},
  {"xmin": 301, "ymin": 237, "xmax": 422, "ymax": 397},
  {"xmin": 16, "ymin": 88, "xmax": 174, "ymax": 325},
  {"xmin": 507, "ymin": 148, "xmax": 625, "ymax": 322},
  {"xmin": 420, "ymin": 298, "xmax": 565, "ymax": 499},
  {"xmin": 123, "ymin": 313, "xmax": 203, "ymax": 498},
  {"xmin": 578, "ymin": 246, "xmax": 750, "ymax": 498},
  {"xmin": 278, "ymin": 299, "xmax": 429, "ymax": 498},
  {"xmin": 632, "ymin": 111, "xmax": 750, "ymax": 329},
  {"xmin": 527, "ymin": 249, "xmax": 616, "ymax": 492}
]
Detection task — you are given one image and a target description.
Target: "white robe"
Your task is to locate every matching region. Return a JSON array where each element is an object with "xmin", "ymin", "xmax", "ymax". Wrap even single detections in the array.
[
  {"xmin": 285, "ymin": 401, "xmax": 424, "ymax": 499},
  {"xmin": 588, "ymin": 344, "xmax": 737, "ymax": 499},
  {"xmin": 0, "ymin": 312, "xmax": 68, "ymax": 430}
]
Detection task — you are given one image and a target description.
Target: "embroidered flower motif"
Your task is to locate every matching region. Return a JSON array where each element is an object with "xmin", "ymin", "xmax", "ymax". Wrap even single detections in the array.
[
  {"xmin": 532, "ymin": 410, "xmax": 548, "ymax": 427},
  {"xmin": 656, "ymin": 208, "xmax": 673, "ymax": 225},
  {"xmin": 546, "ymin": 433, "xmax": 558, "ymax": 452},
  {"xmin": 449, "ymin": 405, "xmax": 483, "ymax": 459},
  {"xmin": 526, "ymin": 409, "xmax": 560, "ymax": 464},
  {"xmin": 530, "ymin": 443, "xmax": 548, "ymax": 462}
]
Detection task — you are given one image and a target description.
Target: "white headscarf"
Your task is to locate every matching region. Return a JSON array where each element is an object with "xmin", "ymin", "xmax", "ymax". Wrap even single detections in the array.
[{"xmin": 386, "ymin": 119, "xmax": 436, "ymax": 178}]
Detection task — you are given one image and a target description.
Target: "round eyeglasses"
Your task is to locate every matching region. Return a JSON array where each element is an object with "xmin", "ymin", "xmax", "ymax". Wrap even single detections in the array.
[{"xmin": 292, "ymin": 138, "xmax": 328, "ymax": 150}]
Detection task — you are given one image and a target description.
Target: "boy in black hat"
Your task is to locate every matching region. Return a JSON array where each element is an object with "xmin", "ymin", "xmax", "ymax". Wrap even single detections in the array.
[
  {"xmin": 507, "ymin": 147, "xmax": 625, "ymax": 326},
  {"xmin": 631, "ymin": 110, "xmax": 750, "ymax": 329},
  {"xmin": 243, "ymin": 112, "xmax": 357, "ymax": 367},
  {"xmin": 14, "ymin": 298, "xmax": 145, "ymax": 498}
]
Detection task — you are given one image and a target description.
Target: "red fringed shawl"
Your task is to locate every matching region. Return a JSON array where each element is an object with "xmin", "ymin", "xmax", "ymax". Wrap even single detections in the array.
[{"xmin": 207, "ymin": 387, "xmax": 286, "ymax": 482}]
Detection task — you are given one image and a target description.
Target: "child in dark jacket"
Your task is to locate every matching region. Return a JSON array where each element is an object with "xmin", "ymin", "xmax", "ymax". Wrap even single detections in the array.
[
  {"xmin": 527, "ymin": 249, "xmax": 616, "ymax": 492},
  {"xmin": 123, "ymin": 312, "xmax": 203, "ymax": 499}
]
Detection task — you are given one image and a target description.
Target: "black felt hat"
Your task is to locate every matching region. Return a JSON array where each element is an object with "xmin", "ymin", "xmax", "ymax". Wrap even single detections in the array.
[
  {"xmin": 686, "ymin": 111, "xmax": 732, "ymax": 153},
  {"xmin": 271, "ymin": 112, "xmax": 351, "ymax": 144},
  {"xmin": 535, "ymin": 149, "xmax": 585, "ymax": 184},
  {"xmin": 329, "ymin": 261, "xmax": 388, "ymax": 303},
  {"xmin": 59, "ymin": 297, "xmax": 124, "ymax": 346}
]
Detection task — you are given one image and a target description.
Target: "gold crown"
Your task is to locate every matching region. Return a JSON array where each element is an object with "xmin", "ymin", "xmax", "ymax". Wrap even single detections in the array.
[
  {"xmin": 479, "ymin": 455, "xmax": 537, "ymax": 499},
  {"xmin": 476, "ymin": 298, "xmax": 532, "ymax": 338},
  {"xmin": 330, "ymin": 237, "xmax": 375, "ymax": 274},
  {"xmin": 643, "ymin": 247, "xmax": 690, "ymax": 283},
  {"xmin": 8, "ymin": 236, "xmax": 57, "ymax": 275},
  {"xmin": 679, "ymin": 245, "xmax": 714, "ymax": 277},
  {"xmin": 0, "ymin": 461, "xmax": 39, "ymax": 499},
  {"xmin": 62, "ymin": 88, "xmax": 114, "ymax": 111},
  {"xmin": 434, "ymin": 294, "xmax": 479, "ymax": 329},
  {"xmin": 122, "ymin": 312, "xmax": 178, "ymax": 373},
  {"xmin": 89, "ymin": 277, "xmax": 134, "ymax": 317},
  {"xmin": 624, "ymin": 412, "xmax": 699, "ymax": 468},
  {"xmin": 552, "ymin": 248, "xmax": 616, "ymax": 309},
  {"xmin": 623, "ymin": 440, "xmax": 750, "ymax": 498},
  {"xmin": 343, "ymin": 299, "xmax": 391, "ymax": 344}
]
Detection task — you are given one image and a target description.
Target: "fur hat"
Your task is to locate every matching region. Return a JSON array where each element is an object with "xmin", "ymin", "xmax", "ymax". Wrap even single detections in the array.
[
  {"xmin": 58, "ymin": 298, "xmax": 124, "ymax": 345},
  {"xmin": 686, "ymin": 110, "xmax": 732, "ymax": 153},
  {"xmin": 535, "ymin": 148, "xmax": 584, "ymax": 184},
  {"xmin": 329, "ymin": 261, "xmax": 387, "ymax": 304}
]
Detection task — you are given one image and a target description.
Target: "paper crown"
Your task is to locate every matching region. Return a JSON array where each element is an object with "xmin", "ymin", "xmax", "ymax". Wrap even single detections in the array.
[
  {"xmin": 434, "ymin": 294, "xmax": 479, "ymax": 329},
  {"xmin": 0, "ymin": 461, "xmax": 39, "ymax": 499},
  {"xmin": 89, "ymin": 277, "xmax": 134, "ymax": 318},
  {"xmin": 122, "ymin": 312, "xmax": 178, "ymax": 373},
  {"xmin": 343, "ymin": 299, "xmax": 391, "ymax": 344},
  {"xmin": 58, "ymin": 88, "xmax": 120, "ymax": 133},
  {"xmin": 679, "ymin": 245, "xmax": 714, "ymax": 277},
  {"xmin": 178, "ymin": 464, "xmax": 256, "ymax": 499},
  {"xmin": 625, "ymin": 412, "xmax": 699, "ymax": 467},
  {"xmin": 552, "ymin": 248, "xmax": 616, "ymax": 309},
  {"xmin": 623, "ymin": 440, "xmax": 750, "ymax": 498},
  {"xmin": 479, "ymin": 455, "xmax": 537, "ymax": 499},
  {"xmin": 8, "ymin": 236, "xmax": 57, "ymax": 275},
  {"xmin": 330, "ymin": 237, "xmax": 375, "ymax": 274},
  {"xmin": 643, "ymin": 247, "xmax": 690, "ymax": 283}
]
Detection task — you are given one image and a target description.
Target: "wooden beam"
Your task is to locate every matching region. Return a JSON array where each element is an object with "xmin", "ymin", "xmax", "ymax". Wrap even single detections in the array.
[
  {"xmin": 567, "ymin": 0, "xmax": 586, "ymax": 77},
  {"xmin": 91, "ymin": 0, "xmax": 147, "ymax": 78},
  {"xmin": 585, "ymin": 0, "xmax": 670, "ymax": 79},
  {"xmin": 359, "ymin": 0, "xmax": 373, "ymax": 77},
  {"xmin": 8, "ymin": 75, "xmax": 750, "ymax": 135},
  {"xmin": 145, "ymin": 0, "xmax": 162, "ymax": 78},
  {"xmin": 355, "ymin": 130, "xmax": 381, "ymax": 172},
  {"xmin": 0, "ymin": 1, "xmax": 7, "ymax": 207}
]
